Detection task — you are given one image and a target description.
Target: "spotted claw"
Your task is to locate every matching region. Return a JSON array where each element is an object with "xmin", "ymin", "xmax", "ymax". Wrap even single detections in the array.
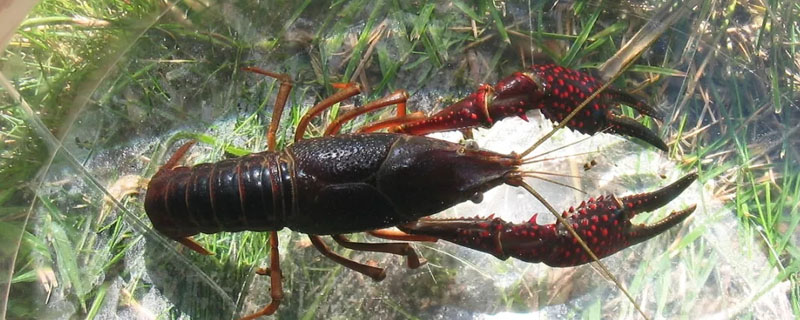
[
  {"xmin": 399, "ymin": 172, "xmax": 697, "ymax": 267},
  {"xmin": 395, "ymin": 64, "xmax": 668, "ymax": 151},
  {"xmin": 523, "ymin": 64, "xmax": 668, "ymax": 151},
  {"xmin": 535, "ymin": 66, "xmax": 668, "ymax": 152}
]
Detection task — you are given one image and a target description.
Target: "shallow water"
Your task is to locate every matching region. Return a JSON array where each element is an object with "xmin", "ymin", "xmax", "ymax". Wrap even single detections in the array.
[{"xmin": 1, "ymin": 1, "xmax": 795, "ymax": 319}]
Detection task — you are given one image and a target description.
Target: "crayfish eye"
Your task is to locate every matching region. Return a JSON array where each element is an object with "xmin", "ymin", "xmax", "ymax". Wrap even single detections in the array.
[{"xmin": 470, "ymin": 192, "xmax": 484, "ymax": 204}]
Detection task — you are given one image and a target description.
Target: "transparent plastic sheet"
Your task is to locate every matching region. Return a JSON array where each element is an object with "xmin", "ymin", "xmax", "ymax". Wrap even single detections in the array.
[{"xmin": 1, "ymin": 0, "xmax": 794, "ymax": 319}]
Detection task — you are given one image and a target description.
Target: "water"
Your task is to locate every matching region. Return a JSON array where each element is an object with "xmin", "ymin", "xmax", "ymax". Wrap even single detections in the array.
[{"xmin": 1, "ymin": 1, "xmax": 795, "ymax": 319}]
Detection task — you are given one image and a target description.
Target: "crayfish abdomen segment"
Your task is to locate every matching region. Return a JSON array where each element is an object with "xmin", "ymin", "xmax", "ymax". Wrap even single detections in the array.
[{"xmin": 144, "ymin": 152, "xmax": 289, "ymax": 240}]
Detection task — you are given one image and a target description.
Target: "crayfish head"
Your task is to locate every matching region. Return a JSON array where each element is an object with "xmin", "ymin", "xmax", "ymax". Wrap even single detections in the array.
[{"xmin": 379, "ymin": 135, "xmax": 521, "ymax": 219}]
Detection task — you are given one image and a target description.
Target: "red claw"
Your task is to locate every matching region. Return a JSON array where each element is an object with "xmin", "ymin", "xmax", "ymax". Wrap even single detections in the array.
[
  {"xmin": 395, "ymin": 64, "xmax": 667, "ymax": 151},
  {"xmin": 395, "ymin": 84, "xmax": 497, "ymax": 135},
  {"xmin": 399, "ymin": 173, "xmax": 698, "ymax": 267}
]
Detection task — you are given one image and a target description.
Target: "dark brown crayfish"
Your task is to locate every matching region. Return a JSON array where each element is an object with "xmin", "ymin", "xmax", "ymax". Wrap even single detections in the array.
[{"xmin": 144, "ymin": 65, "xmax": 696, "ymax": 319}]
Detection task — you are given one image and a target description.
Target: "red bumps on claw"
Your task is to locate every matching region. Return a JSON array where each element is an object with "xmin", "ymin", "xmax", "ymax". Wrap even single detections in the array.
[
  {"xmin": 395, "ymin": 64, "xmax": 668, "ymax": 151},
  {"xmin": 396, "ymin": 85, "xmax": 496, "ymax": 135},
  {"xmin": 399, "ymin": 173, "xmax": 698, "ymax": 267}
]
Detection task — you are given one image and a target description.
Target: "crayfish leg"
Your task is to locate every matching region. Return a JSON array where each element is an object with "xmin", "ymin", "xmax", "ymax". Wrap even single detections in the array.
[
  {"xmin": 156, "ymin": 141, "xmax": 196, "ymax": 175},
  {"xmin": 332, "ymin": 234, "xmax": 427, "ymax": 269},
  {"xmin": 241, "ymin": 67, "xmax": 292, "ymax": 152},
  {"xmin": 324, "ymin": 89, "xmax": 410, "ymax": 136},
  {"xmin": 362, "ymin": 112, "xmax": 426, "ymax": 133},
  {"xmin": 367, "ymin": 228, "xmax": 438, "ymax": 242},
  {"xmin": 175, "ymin": 236, "xmax": 212, "ymax": 255},
  {"xmin": 239, "ymin": 231, "xmax": 283, "ymax": 320},
  {"xmin": 309, "ymin": 235, "xmax": 387, "ymax": 281},
  {"xmin": 295, "ymin": 85, "xmax": 361, "ymax": 141}
]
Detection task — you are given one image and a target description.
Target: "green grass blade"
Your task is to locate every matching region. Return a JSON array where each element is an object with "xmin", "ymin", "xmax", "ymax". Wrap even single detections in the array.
[
  {"xmin": 561, "ymin": 6, "xmax": 601, "ymax": 66},
  {"xmin": 487, "ymin": 2, "xmax": 510, "ymax": 44}
]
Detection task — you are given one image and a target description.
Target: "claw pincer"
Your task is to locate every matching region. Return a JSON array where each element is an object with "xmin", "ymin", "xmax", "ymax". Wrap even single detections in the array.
[
  {"xmin": 400, "ymin": 173, "xmax": 697, "ymax": 267},
  {"xmin": 396, "ymin": 64, "xmax": 667, "ymax": 151}
]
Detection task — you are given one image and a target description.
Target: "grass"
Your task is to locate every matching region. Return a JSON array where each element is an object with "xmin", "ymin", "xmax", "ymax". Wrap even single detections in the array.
[{"xmin": 1, "ymin": 0, "xmax": 799, "ymax": 319}]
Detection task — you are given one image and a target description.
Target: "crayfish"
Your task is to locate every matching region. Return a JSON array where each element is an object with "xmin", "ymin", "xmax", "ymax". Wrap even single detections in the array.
[{"xmin": 144, "ymin": 64, "xmax": 696, "ymax": 319}]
